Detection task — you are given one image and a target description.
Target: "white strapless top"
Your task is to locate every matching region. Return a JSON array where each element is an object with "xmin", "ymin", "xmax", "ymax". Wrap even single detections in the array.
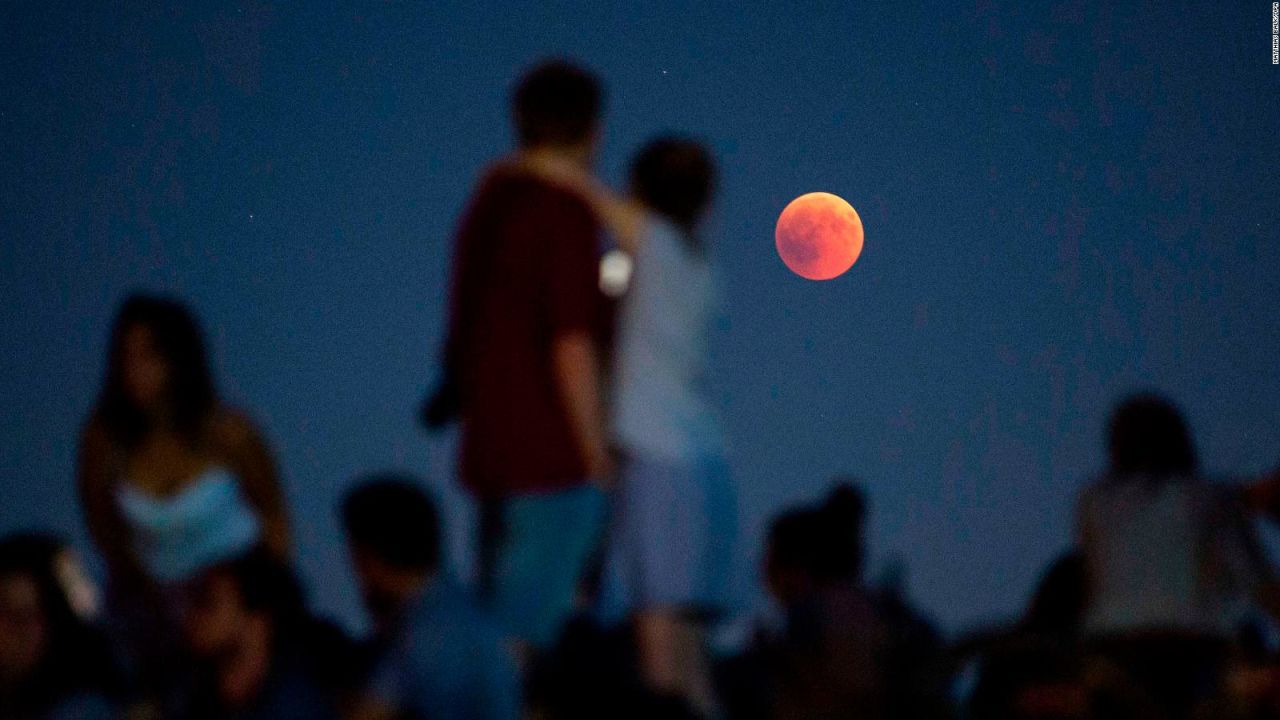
[{"xmin": 116, "ymin": 466, "xmax": 261, "ymax": 582}]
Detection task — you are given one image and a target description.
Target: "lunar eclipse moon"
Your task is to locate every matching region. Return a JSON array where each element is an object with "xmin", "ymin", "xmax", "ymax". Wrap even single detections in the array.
[{"xmin": 775, "ymin": 192, "xmax": 864, "ymax": 281}]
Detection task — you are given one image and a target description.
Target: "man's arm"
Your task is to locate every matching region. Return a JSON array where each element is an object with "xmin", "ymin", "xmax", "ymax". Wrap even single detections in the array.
[
  {"xmin": 552, "ymin": 330, "xmax": 611, "ymax": 481},
  {"xmin": 1245, "ymin": 466, "xmax": 1280, "ymax": 520},
  {"xmin": 543, "ymin": 182, "xmax": 613, "ymax": 483},
  {"xmin": 513, "ymin": 152, "xmax": 647, "ymax": 253}
]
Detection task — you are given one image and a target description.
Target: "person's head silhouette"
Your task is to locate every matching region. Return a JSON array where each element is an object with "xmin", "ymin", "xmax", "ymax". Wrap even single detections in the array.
[
  {"xmin": 340, "ymin": 474, "xmax": 440, "ymax": 632},
  {"xmin": 513, "ymin": 60, "xmax": 603, "ymax": 168},
  {"xmin": 628, "ymin": 136, "xmax": 716, "ymax": 245},
  {"xmin": 1107, "ymin": 392, "xmax": 1198, "ymax": 480},
  {"xmin": 97, "ymin": 293, "xmax": 215, "ymax": 448}
]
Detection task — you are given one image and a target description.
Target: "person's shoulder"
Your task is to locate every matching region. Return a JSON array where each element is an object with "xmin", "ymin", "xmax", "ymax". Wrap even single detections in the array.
[
  {"xmin": 471, "ymin": 163, "xmax": 519, "ymax": 200},
  {"xmin": 639, "ymin": 213, "xmax": 679, "ymax": 249},
  {"xmin": 47, "ymin": 692, "xmax": 117, "ymax": 720},
  {"xmin": 79, "ymin": 413, "xmax": 114, "ymax": 451},
  {"xmin": 468, "ymin": 166, "xmax": 594, "ymax": 233},
  {"xmin": 643, "ymin": 213, "xmax": 683, "ymax": 242},
  {"xmin": 498, "ymin": 169, "xmax": 594, "ymax": 222},
  {"xmin": 818, "ymin": 584, "xmax": 880, "ymax": 630},
  {"xmin": 208, "ymin": 405, "xmax": 267, "ymax": 452},
  {"xmin": 1075, "ymin": 476, "xmax": 1119, "ymax": 519},
  {"xmin": 640, "ymin": 214, "xmax": 705, "ymax": 268},
  {"xmin": 1078, "ymin": 473, "xmax": 1125, "ymax": 502},
  {"xmin": 1076, "ymin": 475, "xmax": 1103, "ymax": 498},
  {"xmin": 78, "ymin": 413, "xmax": 122, "ymax": 472},
  {"xmin": 1192, "ymin": 476, "xmax": 1248, "ymax": 514}
]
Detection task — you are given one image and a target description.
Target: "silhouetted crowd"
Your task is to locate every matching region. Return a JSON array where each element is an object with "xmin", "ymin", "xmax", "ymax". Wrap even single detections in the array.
[{"xmin": 5, "ymin": 59, "xmax": 1280, "ymax": 720}]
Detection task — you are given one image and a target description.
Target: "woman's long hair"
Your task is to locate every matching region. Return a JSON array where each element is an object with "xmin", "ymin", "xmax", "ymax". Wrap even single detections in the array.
[{"xmin": 95, "ymin": 294, "xmax": 216, "ymax": 449}]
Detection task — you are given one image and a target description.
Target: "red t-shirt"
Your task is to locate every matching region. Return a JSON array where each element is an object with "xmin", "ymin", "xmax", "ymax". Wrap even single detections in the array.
[{"xmin": 442, "ymin": 168, "xmax": 608, "ymax": 498}]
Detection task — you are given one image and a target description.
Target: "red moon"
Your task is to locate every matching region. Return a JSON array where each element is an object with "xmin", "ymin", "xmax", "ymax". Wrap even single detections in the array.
[{"xmin": 775, "ymin": 192, "xmax": 864, "ymax": 281}]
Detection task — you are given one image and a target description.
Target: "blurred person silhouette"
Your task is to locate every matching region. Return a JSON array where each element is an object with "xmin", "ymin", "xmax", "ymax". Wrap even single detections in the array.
[
  {"xmin": 741, "ymin": 482, "xmax": 954, "ymax": 719},
  {"xmin": 76, "ymin": 294, "xmax": 289, "ymax": 687},
  {"xmin": 342, "ymin": 474, "xmax": 520, "ymax": 720},
  {"xmin": 813, "ymin": 482, "xmax": 952, "ymax": 718},
  {"xmin": 796, "ymin": 484, "xmax": 888, "ymax": 720},
  {"xmin": 420, "ymin": 60, "xmax": 612, "ymax": 655},
  {"xmin": 171, "ymin": 548, "xmax": 349, "ymax": 719},
  {"xmin": 522, "ymin": 136, "xmax": 733, "ymax": 718},
  {"xmin": 0, "ymin": 532, "xmax": 117, "ymax": 719},
  {"xmin": 715, "ymin": 505, "xmax": 819, "ymax": 720},
  {"xmin": 867, "ymin": 565, "xmax": 952, "ymax": 720},
  {"xmin": 729, "ymin": 484, "xmax": 890, "ymax": 720},
  {"xmin": 1076, "ymin": 392, "xmax": 1280, "ymax": 717},
  {"xmin": 962, "ymin": 552, "xmax": 1089, "ymax": 720},
  {"xmin": 1241, "ymin": 464, "xmax": 1280, "ymax": 524}
]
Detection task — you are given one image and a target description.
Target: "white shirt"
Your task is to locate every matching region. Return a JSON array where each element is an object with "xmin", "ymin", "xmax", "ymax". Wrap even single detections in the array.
[
  {"xmin": 1078, "ymin": 474, "xmax": 1263, "ymax": 637},
  {"xmin": 610, "ymin": 216, "xmax": 724, "ymax": 461}
]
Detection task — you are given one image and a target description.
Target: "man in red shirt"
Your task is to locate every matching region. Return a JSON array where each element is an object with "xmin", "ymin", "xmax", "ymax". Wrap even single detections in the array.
[{"xmin": 424, "ymin": 61, "xmax": 611, "ymax": 652}]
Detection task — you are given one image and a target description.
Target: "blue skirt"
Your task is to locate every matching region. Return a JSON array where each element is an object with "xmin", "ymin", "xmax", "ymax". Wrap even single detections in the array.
[{"xmin": 598, "ymin": 454, "xmax": 736, "ymax": 621}]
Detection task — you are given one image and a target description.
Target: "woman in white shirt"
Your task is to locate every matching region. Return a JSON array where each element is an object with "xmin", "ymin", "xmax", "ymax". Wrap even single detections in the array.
[
  {"xmin": 523, "ymin": 138, "xmax": 733, "ymax": 717},
  {"xmin": 77, "ymin": 295, "xmax": 289, "ymax": 686},
  {"xmin": 1076, "ymin": 393, "xmax": 1280, "ymax": 714}
]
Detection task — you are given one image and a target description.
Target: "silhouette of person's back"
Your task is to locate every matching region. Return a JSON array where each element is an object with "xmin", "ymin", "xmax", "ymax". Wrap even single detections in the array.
[{"xmin": 1077, "ymin": 393, "xmax": 1279, "ymax": 717}]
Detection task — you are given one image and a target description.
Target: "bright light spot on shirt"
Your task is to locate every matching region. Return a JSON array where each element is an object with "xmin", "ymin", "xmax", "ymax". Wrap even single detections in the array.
[{"xmin": 599, "ymin": 249, "xmax": 633, "ymax": 298}]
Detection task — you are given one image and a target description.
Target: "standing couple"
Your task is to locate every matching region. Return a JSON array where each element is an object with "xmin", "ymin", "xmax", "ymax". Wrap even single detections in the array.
[{"xmin": 425, "ymin": 59, "xmax": 734, "ymax": 716}]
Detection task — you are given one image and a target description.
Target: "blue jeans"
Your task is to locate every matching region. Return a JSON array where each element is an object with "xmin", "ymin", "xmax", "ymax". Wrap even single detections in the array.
[{"xmin": 478, "ymin": 484, "xmax": 607, "ymax": 649}]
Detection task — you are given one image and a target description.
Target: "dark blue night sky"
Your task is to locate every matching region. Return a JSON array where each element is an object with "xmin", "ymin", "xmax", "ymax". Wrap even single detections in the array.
[{"xmin": 3, "ymin": 1, "xmax": 1278, "ymax": 634}]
